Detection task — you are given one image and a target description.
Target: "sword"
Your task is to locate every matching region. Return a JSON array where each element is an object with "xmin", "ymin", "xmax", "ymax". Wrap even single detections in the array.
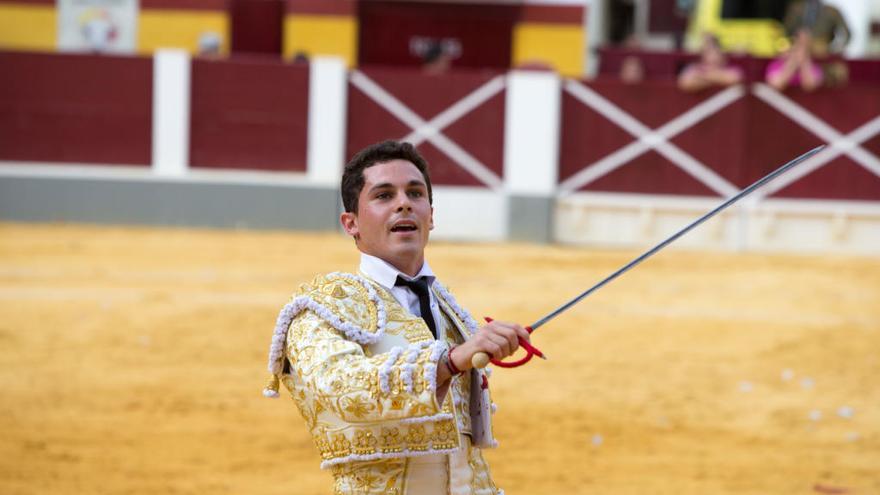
[{"xmin": 473, "ymin": 145, "xmax": 825, "ymax": 369}]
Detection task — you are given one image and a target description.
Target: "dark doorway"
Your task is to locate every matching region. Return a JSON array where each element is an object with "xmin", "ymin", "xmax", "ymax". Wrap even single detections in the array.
[
  {"xmin": 721, "ymin": 0, "xmax": 791, "ymax": 21},
  {"xmin": 607, "ymin": 0, "xmax": 637, "ymax": 45},
  {"xmin": 230, "ymin": 0, "xmax": 283, "ymax": 55}
]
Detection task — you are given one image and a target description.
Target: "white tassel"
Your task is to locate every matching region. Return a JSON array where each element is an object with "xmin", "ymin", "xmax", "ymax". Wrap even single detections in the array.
[
  {"xmin": 263, "ymin": 374, "xmax": 281, "ymax": 399},
  {"xmin": 401, "ymin": 363, "xmax": 415, "ymax": 393},
  {"xmin": 425, "ymin": 340, "xmax": 449, "ymax": 393},
  {"xmin": 379, "ymin": 346, "xmax": 403, "ymax": 394}
]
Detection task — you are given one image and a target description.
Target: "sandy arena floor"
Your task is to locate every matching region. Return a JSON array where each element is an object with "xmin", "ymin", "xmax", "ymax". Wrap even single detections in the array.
[{"xmin": 0, "ymin": 222, "xmax": 878, "ymax": 495}]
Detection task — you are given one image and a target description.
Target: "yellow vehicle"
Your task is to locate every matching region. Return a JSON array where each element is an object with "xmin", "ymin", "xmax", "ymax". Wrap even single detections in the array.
[{"xmin": 688, "ymin": 0, "xmax": 789, "ymax": 56}]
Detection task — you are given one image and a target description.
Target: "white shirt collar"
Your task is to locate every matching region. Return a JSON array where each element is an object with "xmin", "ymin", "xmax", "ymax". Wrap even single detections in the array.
[{"xmin": 359, "ymin": 252, "xmax": 435, "ymax": 291}]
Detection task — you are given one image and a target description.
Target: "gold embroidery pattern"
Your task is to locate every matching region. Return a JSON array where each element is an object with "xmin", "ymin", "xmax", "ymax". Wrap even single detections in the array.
[
  {"xmin": 367, "ymin": 281, "xmax": 435, "ymax": 344},
  {"xmin": 468, "ymin": 446, "xmax": 500, "ymax": 494},
  {"xmin": 330, "ymin": 458, "xmax": 406, "ymax": 495},
  {"xmin": 281, "ymin": 274, "xmax": 466, "ymax": 467},
  {"xmin": 278, "ymin": 272, "xmax": 502, "ymax": 493}
]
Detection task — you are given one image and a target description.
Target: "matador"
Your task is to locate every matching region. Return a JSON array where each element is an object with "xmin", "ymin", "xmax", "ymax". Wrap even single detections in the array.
[{"xmin": 264, "ymin": 140, "xmax": 530, "ymax": 494}]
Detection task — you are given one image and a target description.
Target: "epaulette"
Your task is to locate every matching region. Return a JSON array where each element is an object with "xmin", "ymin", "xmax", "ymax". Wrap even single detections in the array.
[{"xmin": 263, "ymin": 272, "xmax": 388, "ymax": 398}]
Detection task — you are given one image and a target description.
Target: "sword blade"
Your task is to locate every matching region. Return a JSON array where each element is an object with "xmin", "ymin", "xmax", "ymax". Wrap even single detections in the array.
[{"xmin": 530, "ymin": 145, "xmax": 825, "ymax": 331}]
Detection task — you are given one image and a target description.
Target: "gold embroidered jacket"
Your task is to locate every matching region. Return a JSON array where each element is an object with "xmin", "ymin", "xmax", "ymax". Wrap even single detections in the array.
[{"xmin": 265, "ymin": 272, "xmax": 497, "ymax": 469}]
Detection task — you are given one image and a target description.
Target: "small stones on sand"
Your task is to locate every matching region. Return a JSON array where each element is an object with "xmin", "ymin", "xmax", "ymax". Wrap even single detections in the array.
[
  {"xmin": 591, "ymin": 434, "xmax": 603, "ymax": 447},
  {"xmin": 800, "ymin": 377, "xmax": 815, "ymax": 390},
  {"xmin": 836, "ymin": 406, "xmax": 854, "ymax": 419},
  {"xmin": 808, "ymin": 409, "xmax": 823, "ymax": 422},
  {"xmin": 781, "ymin": 369, "xmax": 794, "ymax": 381},
  {"xmin": 738, "ymin": 381, "xmax": 754, "ymax": 393}
]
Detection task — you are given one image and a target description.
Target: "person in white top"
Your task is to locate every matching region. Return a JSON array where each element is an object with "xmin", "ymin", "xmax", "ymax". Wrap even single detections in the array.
[{"xmin": 265, "ymin": 140, "xmax": 528, "ymax": 494}]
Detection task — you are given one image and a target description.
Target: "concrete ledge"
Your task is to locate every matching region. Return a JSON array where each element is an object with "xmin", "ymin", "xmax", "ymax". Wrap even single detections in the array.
[
  {"xmin": 556, "ymin": 192, "xmax": 880, "ymax": 255},
  {"xmin": 0, "ymin": 175, "xmax": 339, "ymax": 230},
  {"xmin": 508, "ymin": 194, "xmax": 554, "ymax": 243}
]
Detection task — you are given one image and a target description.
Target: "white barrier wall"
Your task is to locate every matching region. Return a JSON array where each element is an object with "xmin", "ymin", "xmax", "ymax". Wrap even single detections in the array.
[
  {"xmin": 556, "ymin": 193, "xmax": 880, "ymax": 256},
  {"xmin": 3, "ymin": 53, "xmax": 879, "ymax": 255},
  {"xmin": 431, "ymin": 187, "xmax": 508, "ymax": 242}
]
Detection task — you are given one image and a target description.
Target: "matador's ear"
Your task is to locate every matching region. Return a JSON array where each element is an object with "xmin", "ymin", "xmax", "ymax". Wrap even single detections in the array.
[{"xmin": 340, "ymin": 211, "xmax": 360, "ymax": 239}]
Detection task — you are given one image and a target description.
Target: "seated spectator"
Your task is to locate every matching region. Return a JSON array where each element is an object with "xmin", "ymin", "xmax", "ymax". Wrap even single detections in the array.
[
  {"xmin": 619, "ymin": 55, "xmax": 645, "ymax": 84},
  {"xmin": 290, "ymin": 51, "xmax": 309, "ymax": 64},
  {"xmin": 618, "ymin": 34, "xmax": 645, "ymax": 85},
  {"xmin": 197, "ymin": 32, "xmax": 222, "ymax": 58},
  {"xmin": 784, "ymin": 0, "xmax": 850, "ymax": 57},
  {"xmin": 421, "ymin": 42, "xmax": 452, "ymax": 75},
  {"xmin": 765, "ymin": 29, "xmax": 823, "ymax": 92},
  {"xmin": 677, "ymin": 33, "xmax": 743, "ymax": 92}
]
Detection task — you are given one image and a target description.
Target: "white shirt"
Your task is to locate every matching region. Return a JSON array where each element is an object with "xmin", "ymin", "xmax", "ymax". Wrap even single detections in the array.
[{"xmin": 359, "ymin": 253, "xmax": 442, "ymax": 337}]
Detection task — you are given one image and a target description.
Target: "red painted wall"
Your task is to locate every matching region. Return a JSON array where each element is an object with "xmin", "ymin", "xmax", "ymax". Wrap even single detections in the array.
[
  {"xmin": 2, "ymin": 50, "xmax": 877, "ymax": 202},
  {"xmin": 0, "ymin": 51, "xmax": 152, "ymax": 165},
  {"xmin": 346, "ymin": 67, "xmax": 505, "ymax": 187},
  {"xmin": 230, "ymin": 0, "xmax": 284, "ymax": 55},
  {"xmin": 560, "ymin": 79, "xmax": 880, "ymax": 201},
  {"xmin": 189, "ymin": 57, "xmax": 309, "ymax": 171}
]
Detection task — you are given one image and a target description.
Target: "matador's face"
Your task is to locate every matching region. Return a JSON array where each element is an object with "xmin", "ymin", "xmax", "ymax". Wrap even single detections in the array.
[{"xmin": 340, "ymin": 160, "xmax": 434, "ymax": 276}]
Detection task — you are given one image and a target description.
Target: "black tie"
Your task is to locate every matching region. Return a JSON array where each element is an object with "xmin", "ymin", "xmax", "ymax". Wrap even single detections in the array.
[{"xmin": 395, "ymin": 276, "xmax": 437, "ymax": 338}]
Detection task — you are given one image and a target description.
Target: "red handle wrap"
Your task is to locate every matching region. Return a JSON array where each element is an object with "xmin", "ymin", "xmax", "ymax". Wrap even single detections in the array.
[{"xmin": 482, "ymin": 317, "xmax": 544, "ymax": 369}]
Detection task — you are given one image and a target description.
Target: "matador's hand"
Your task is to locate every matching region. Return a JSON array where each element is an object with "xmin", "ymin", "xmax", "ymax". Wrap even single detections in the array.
[{"xmin": 451, "ymin": 319, "xmax": 531, "ymax": 371}]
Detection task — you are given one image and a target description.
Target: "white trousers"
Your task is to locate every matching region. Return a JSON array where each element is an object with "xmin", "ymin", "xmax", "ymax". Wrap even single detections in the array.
[{"xmin": 405, "ymin": 434, "xmax": 478, "ymax": 495}]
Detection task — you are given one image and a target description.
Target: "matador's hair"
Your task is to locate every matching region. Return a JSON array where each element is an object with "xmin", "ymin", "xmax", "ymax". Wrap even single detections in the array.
[{"xmin": 341, "ymin": 140, "xmax": 433, "ymax": 214}]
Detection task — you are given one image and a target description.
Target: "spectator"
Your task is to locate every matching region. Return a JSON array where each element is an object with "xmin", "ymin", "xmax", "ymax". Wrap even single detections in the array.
[
  {"xmin": 290, "ymin": 51, "xmax": 309, "ymax": 64},
  {"xmin": 197, "ymin": 32, "xmax": 222, "ymax": 58},
  {"xmin": 784, "ymin": 0, "xmax": 850, "ymax": 56},
  {"xmin": 766, "ymin": 29, "xmax": 823, "ymax": 92},
  {"xmin": 677, "ymin": 33, "xmax": 743, "ymax": 92},
  {"xmin": 422, "ymin": 41, "xmax": 452, "ymax": 75},
  {"xmin": 619, "ymin": 55, "xmax": 645, "ymax": 84},
  {"xmin": 618, "ymin": 34, "xmax": 645, "ymax": 85}
]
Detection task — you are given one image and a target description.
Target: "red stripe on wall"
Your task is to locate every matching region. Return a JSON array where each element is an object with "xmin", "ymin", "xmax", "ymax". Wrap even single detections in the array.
[
  {"xmin": 0, "ymin": 0, "xmax": 228, "ymax": 9},
  {"xmin": 285, "ymin": 0, "xmax": 355, "ymax": 16},
  {"xmin": 0, "ymin": 51, "xmax": 152, "ymax": 166},
  {"xmin": 141, "ymin": 0, "xmax": 228, "ymax": 10},
  {"xmin": 518, "ymin": 5, "xmax": 583, "ymax": 24},
  {"xmin": 189, "ymin": 58, "xmax": 309, "ymax": 172}
]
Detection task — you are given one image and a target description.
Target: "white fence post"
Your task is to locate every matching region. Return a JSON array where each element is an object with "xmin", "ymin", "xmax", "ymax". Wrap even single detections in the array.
[
  {"xmin": 151, "ymin": 49, "xmax": 190, "ymax": 177},
  {"xmin": 307, "ymin": 56, "xmax": 348, "ymax": 185},
  {"xmin": 503, "ymin": 70, "xmax": 561, "ymax": 242}
]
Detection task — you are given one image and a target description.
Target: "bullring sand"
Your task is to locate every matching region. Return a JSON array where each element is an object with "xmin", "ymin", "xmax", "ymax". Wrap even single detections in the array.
[{"xmin": 0, "ymin": 223, "xmax": 877, "ymax": 494}]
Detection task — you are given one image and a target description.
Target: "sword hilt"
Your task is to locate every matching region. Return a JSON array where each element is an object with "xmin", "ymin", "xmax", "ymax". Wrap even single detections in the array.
[{"xmin": 471, "ymin": 317, "xmax": 545, "ymax": 369}]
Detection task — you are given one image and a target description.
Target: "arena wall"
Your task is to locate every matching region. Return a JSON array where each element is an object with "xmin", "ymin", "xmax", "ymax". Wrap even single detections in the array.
[
  {"xmin": 0, "ymin": 0, "xmax": 586, "ymax": 73},
  {"xmin": 1, "ymin": 50, "xmax": 878, "ymax": 255}
]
